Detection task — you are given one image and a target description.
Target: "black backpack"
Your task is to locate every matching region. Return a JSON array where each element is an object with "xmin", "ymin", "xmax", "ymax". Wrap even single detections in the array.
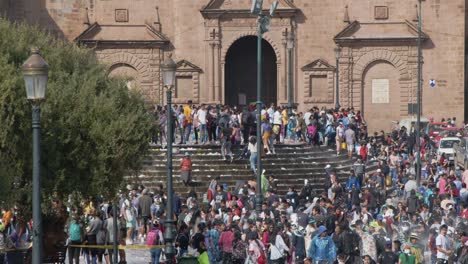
[
  {"xmin": 342, "ymin": 230, "xmax": 359, "ymax": 255},
  {"xmin": 218, "ymin": 114, "xmax": 230, "ymax": 128},
  {"xmin": 242, "ymin": 111, "xmax": 254, "ymax": 126}
]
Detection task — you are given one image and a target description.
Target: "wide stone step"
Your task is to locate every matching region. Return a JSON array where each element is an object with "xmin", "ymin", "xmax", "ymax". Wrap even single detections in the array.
[
  {"xmin": 141, "ymin": 159, "xmax": 353, "ymax": 171},
  {"xmin": 141, "ymin": 154, "xmax": 349, "ymax": 165},
  {"xmin": 129, "ymin": 143, "xmax": 378, "ymax": 197},
  {"xmin": 147, "ymin": 146, "xmax": 335, "ymax": 155}
]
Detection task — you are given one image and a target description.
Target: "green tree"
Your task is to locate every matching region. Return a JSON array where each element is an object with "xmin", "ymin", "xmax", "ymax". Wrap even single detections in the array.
[{"xmin": 0, "ymin": 18, "xmax": 153, "ymax": 215}]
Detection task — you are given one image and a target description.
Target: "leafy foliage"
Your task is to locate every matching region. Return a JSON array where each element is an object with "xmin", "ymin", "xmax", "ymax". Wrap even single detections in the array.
[{"xmin": 0, "ymin": 18, "xmax": 153, "ymax": 216}]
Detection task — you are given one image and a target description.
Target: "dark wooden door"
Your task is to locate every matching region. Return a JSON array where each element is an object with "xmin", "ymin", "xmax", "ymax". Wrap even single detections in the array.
[{"xmin": 225, "ymin": 36, "xmax": 277, "ymax": 106}]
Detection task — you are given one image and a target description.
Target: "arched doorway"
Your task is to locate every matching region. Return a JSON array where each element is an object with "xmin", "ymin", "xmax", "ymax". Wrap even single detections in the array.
[
  {"xmin": 225, "ymin": 36, "xmax": 277, "ymax": 106},
  {"xmin": 362, "ymin": 61, "xmax": 401, "ymax": 133},
  {"xmin": 109, "ymin": 63, "xmax": 140, "ymax": 90}
]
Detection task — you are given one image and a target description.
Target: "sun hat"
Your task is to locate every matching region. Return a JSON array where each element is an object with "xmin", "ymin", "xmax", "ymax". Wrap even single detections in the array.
[
  {"xmin": 409, "ymin": 233, "xmax": 419, "ymax": 240},
  {"xmin": 317, "ymin": 225, "xmax": 328, "ymax": 236},
  {"xmin": 184, "ymin": 152, "xmax": 190, "ymax": 156}
]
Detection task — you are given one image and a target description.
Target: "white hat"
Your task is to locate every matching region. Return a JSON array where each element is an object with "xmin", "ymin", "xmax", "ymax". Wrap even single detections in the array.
[
  {"xmin": 233, "ymin": 215, "xmax": 241, "ymax": 221},
  {"xmin": 325, "ymin": 164, "xmax": 331, "ymax": 169},
  {"xmin": 377, "ymin": 169, "xmax": 381, "ymax": 173}
]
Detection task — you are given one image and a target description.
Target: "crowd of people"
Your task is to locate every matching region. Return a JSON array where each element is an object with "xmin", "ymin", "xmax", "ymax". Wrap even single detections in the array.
[{"xmin": 1, "ymin": 102, "xmax": 468, "ymax": 264}]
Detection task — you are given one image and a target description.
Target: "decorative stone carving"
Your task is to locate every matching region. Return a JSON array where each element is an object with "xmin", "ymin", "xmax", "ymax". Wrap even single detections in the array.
[
  {"xmin": 374, "ymin": 6, "xmax": 388, "ymax": 20},
  {"xmin": 301, "ymin": 59, "xmax": 335, "ymax": 103},
  {"xmin": 174, "ymin": 60, "xmax": 202, "ymax": 103},
  {"xmin": 115, "ymin": 9, "xmax": 129, "ymax": 22}
]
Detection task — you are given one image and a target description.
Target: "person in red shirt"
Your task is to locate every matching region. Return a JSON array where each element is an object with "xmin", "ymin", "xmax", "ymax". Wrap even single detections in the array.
[
  {"xmin": 180, "ymin": 152, "xmax": 192, "ymax": 186},
  {"xmin": 360, "ymin": 141, "xmax": 368, "ymax": 162},
  {"xmin": 459, "ymin": 202, "xmax": 468, "ymax": 220}
]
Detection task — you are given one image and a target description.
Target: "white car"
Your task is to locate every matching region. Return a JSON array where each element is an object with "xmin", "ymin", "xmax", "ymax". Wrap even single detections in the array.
[{"xmin": 437, "ymin": 137, "xmax": 461, "ymax": 163}]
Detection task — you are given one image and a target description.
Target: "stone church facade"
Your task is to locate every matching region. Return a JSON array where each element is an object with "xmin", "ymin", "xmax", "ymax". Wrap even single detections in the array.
[{"xmin": 1, "ymin": 0, "xmax": 465, "ymax": 131}]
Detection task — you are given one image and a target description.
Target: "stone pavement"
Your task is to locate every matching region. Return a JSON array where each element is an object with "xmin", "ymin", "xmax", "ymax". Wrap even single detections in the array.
[{"xmin": 65, "ymin": 244, "xmax": 151, "ymax": 264}]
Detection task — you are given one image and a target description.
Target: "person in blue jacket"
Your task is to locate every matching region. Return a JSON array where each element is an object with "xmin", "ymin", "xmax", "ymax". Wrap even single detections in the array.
[{"xmin": 308, "ymin": 225, "xmax": 336, "ymax": 264}]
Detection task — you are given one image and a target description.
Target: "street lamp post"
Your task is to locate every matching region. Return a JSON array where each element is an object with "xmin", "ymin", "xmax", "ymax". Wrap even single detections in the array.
[
  {"xmin": 334, "ymin": 47, "xmax": 341, "ymax": 111},
  {"xmin": 287, "ymin": 31, "xmax": 294, "ymax": 117},
  {"xmin": 160, "ymin": 53, "xmax": 177, "ymax": 263},
  {"xmin": 22, "ymin": 48, "xmax": 49, "ymax": 264},
  {"xmin": 251, "ymin": 0, "xmax": 278, "ymax": 214},
  {"xmin": 416, "ymin": 0, "xmax": 422, "ymax": 186}
]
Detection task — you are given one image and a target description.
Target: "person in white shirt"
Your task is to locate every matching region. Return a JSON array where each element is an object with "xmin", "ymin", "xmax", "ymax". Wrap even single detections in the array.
[
  {"xmin": 248, "ymin": 136, "xmax": 258, "ymax": 174},
  {"xmin": 273, "ymin": 108, "xmax": 282, "ymax": 144},
  {"xmin": 436, "ymin": 224, "xmax": 452, "ymax": 263},
  {"xmin": 270, "ymin": 227, "xmax": 290, "ymax": 262},
  {"xmin": 304, "ymin": 110, "xmax": 312, "ymax": 126},
  {"xmin": 197, "ymin": 105, "xmax": 207, "ymax": 144},
  {"xmin": 335, "ymin": 122, "xmax": 345, "ymax": 155},
  {"xmin": 267, "ymin": 103, "xmax": 275, "ymax": 124}
]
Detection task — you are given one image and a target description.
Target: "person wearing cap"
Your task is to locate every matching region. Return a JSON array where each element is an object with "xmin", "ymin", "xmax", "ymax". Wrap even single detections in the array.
[
  {"xmin": 378, "ymin": 239, "xmax": 398, "ymax": 264},
  {"xmin": 304, "ymin": 219, "xmax": 316, "ymax": 258},
  {"xmin": 308, "ymin": 225, "xmax": 336, "ymax": 264},
  {"xmin": 405, "ymin": 233, "xmax": 423, "ymax": 264},
  {"xmin": 147, "ymin": 219, "xmax": 164, "ymax": 264},
  {"xmin": 180, "ymin": 151, "xmax": 192, "ymax": 186},
  {"xmin": 398, "ymin": 245, "xmax": 416, "ymax": 264}
]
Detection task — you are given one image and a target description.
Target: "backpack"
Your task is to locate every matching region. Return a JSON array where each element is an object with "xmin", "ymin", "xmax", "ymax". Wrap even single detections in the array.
[
  {"xmin": 254, "ymin": 239, "xmax": 267, "ymax": 264},
  {"xmin": 342, "ymin": 230, "xmax": 359, "ymax": 255},
  {"xmin": 69, "ymin": 222, "xmax": 81, "ymax": 242},
  {"xmin": 242, "ymin": 111, "xmax": 254, "ymax": 126},
  {"xmin": 218, "ymin": 114, "xmax": 230, "ymax": 128},
  {"xmin": 146, "ymin": 229, "xmax": 162, "ymax": 246},
  {"xmin": 96, "ymin": 228, "xmax": 107, "ymax": 245}
]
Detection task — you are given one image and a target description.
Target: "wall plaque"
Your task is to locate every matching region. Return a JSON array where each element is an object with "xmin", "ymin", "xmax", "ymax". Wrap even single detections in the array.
[
  {"xmin": 372, "ymin": 79, "xmax": 389, "ymax": 103},
  {"xmin": 374, "ymin": 6, "xmax": 388, "ymax": 20},
  {"xmin": 115, "ymin": 9, "xmax": 128, "ymax": 22}
]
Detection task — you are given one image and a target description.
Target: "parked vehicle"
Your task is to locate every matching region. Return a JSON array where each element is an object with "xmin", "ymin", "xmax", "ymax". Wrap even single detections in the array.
[
  {"xmin": 437, "ymin": 137, "xmax": 461, "ymax": 163},
  {"xmin": 397, "ymin": 117, "xmax": 430, "ymax": 133},
  {"xmin": 454, "ymin": 137, "xmax": 468, "ymax": 169},
  {"xmin": 427, "ymin": 122, "xmax": 450, "ymax": 137},
  {"xmin": 433, "ymin": 127, "xmax": 461, "ymax": 146}
]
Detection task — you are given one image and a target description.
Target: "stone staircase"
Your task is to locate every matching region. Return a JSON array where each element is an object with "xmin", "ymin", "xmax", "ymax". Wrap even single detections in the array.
[{"xmin": 130, "ymin": 144, "xmax": 379, "ymax": 197}]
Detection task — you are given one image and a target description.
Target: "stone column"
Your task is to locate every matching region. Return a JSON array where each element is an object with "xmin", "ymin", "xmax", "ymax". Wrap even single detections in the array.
[
  {"xmin": 209, "ymin": 41, "xmax": 216, "ymax": 102},
  {"xmin": 214, "ymin": 41, "xmax": 221, "ymax": 103}
]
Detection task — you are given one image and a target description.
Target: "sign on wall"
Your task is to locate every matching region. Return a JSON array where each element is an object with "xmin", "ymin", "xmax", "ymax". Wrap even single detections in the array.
[{"xmin": 372, "ymin": 79, "xmax": 389, "ymax": 103}]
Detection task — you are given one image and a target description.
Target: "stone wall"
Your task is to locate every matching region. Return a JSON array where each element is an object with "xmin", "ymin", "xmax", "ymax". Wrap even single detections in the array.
[{"xmin": 5, "ymin": 0, "xmax": 466, "ymax": 127}]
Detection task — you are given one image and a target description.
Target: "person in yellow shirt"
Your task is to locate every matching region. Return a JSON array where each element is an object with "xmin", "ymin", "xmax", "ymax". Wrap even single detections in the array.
[
  {"xmin": 183, "ymin": 100, "xmax": 193, "ymax": 143},
  {"xmin": 281, "ymin": 108, "xmax": 288, "ymax": 142}
]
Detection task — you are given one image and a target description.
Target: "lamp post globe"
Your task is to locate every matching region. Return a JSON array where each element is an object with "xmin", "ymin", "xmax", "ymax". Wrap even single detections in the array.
[
  {"xmin": 334, "ymin": 47, "xmax": 341, "ymax": 111},
  {"xmin": 161, "ymin": 53, "xmax": 177, "ymax": 87},
  {"xmin": 22, "ymin": 47, "xmax": 49, "ymax": 101},
  {"xmin": 22, "ymin": 47, "xmax": 48, "ymax": 264}
]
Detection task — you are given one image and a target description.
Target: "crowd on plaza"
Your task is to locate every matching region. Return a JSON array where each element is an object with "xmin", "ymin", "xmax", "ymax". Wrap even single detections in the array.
[{"xmin": 1, "ymin": 102, "xmax": 468, "ymax": 264}]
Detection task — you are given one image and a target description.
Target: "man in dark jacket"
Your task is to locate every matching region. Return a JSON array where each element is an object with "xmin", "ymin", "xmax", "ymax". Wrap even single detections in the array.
[
  {"xmin": 292, "ymin": 227, "xmax": 306, "ymax": 263},
  {"xmin": 138, "ymin": 189, "xmax": 153, "ymax": 240},
  {"xmin": 406, "ymin": 189, "xmax": 420, "ymax": 216}
]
